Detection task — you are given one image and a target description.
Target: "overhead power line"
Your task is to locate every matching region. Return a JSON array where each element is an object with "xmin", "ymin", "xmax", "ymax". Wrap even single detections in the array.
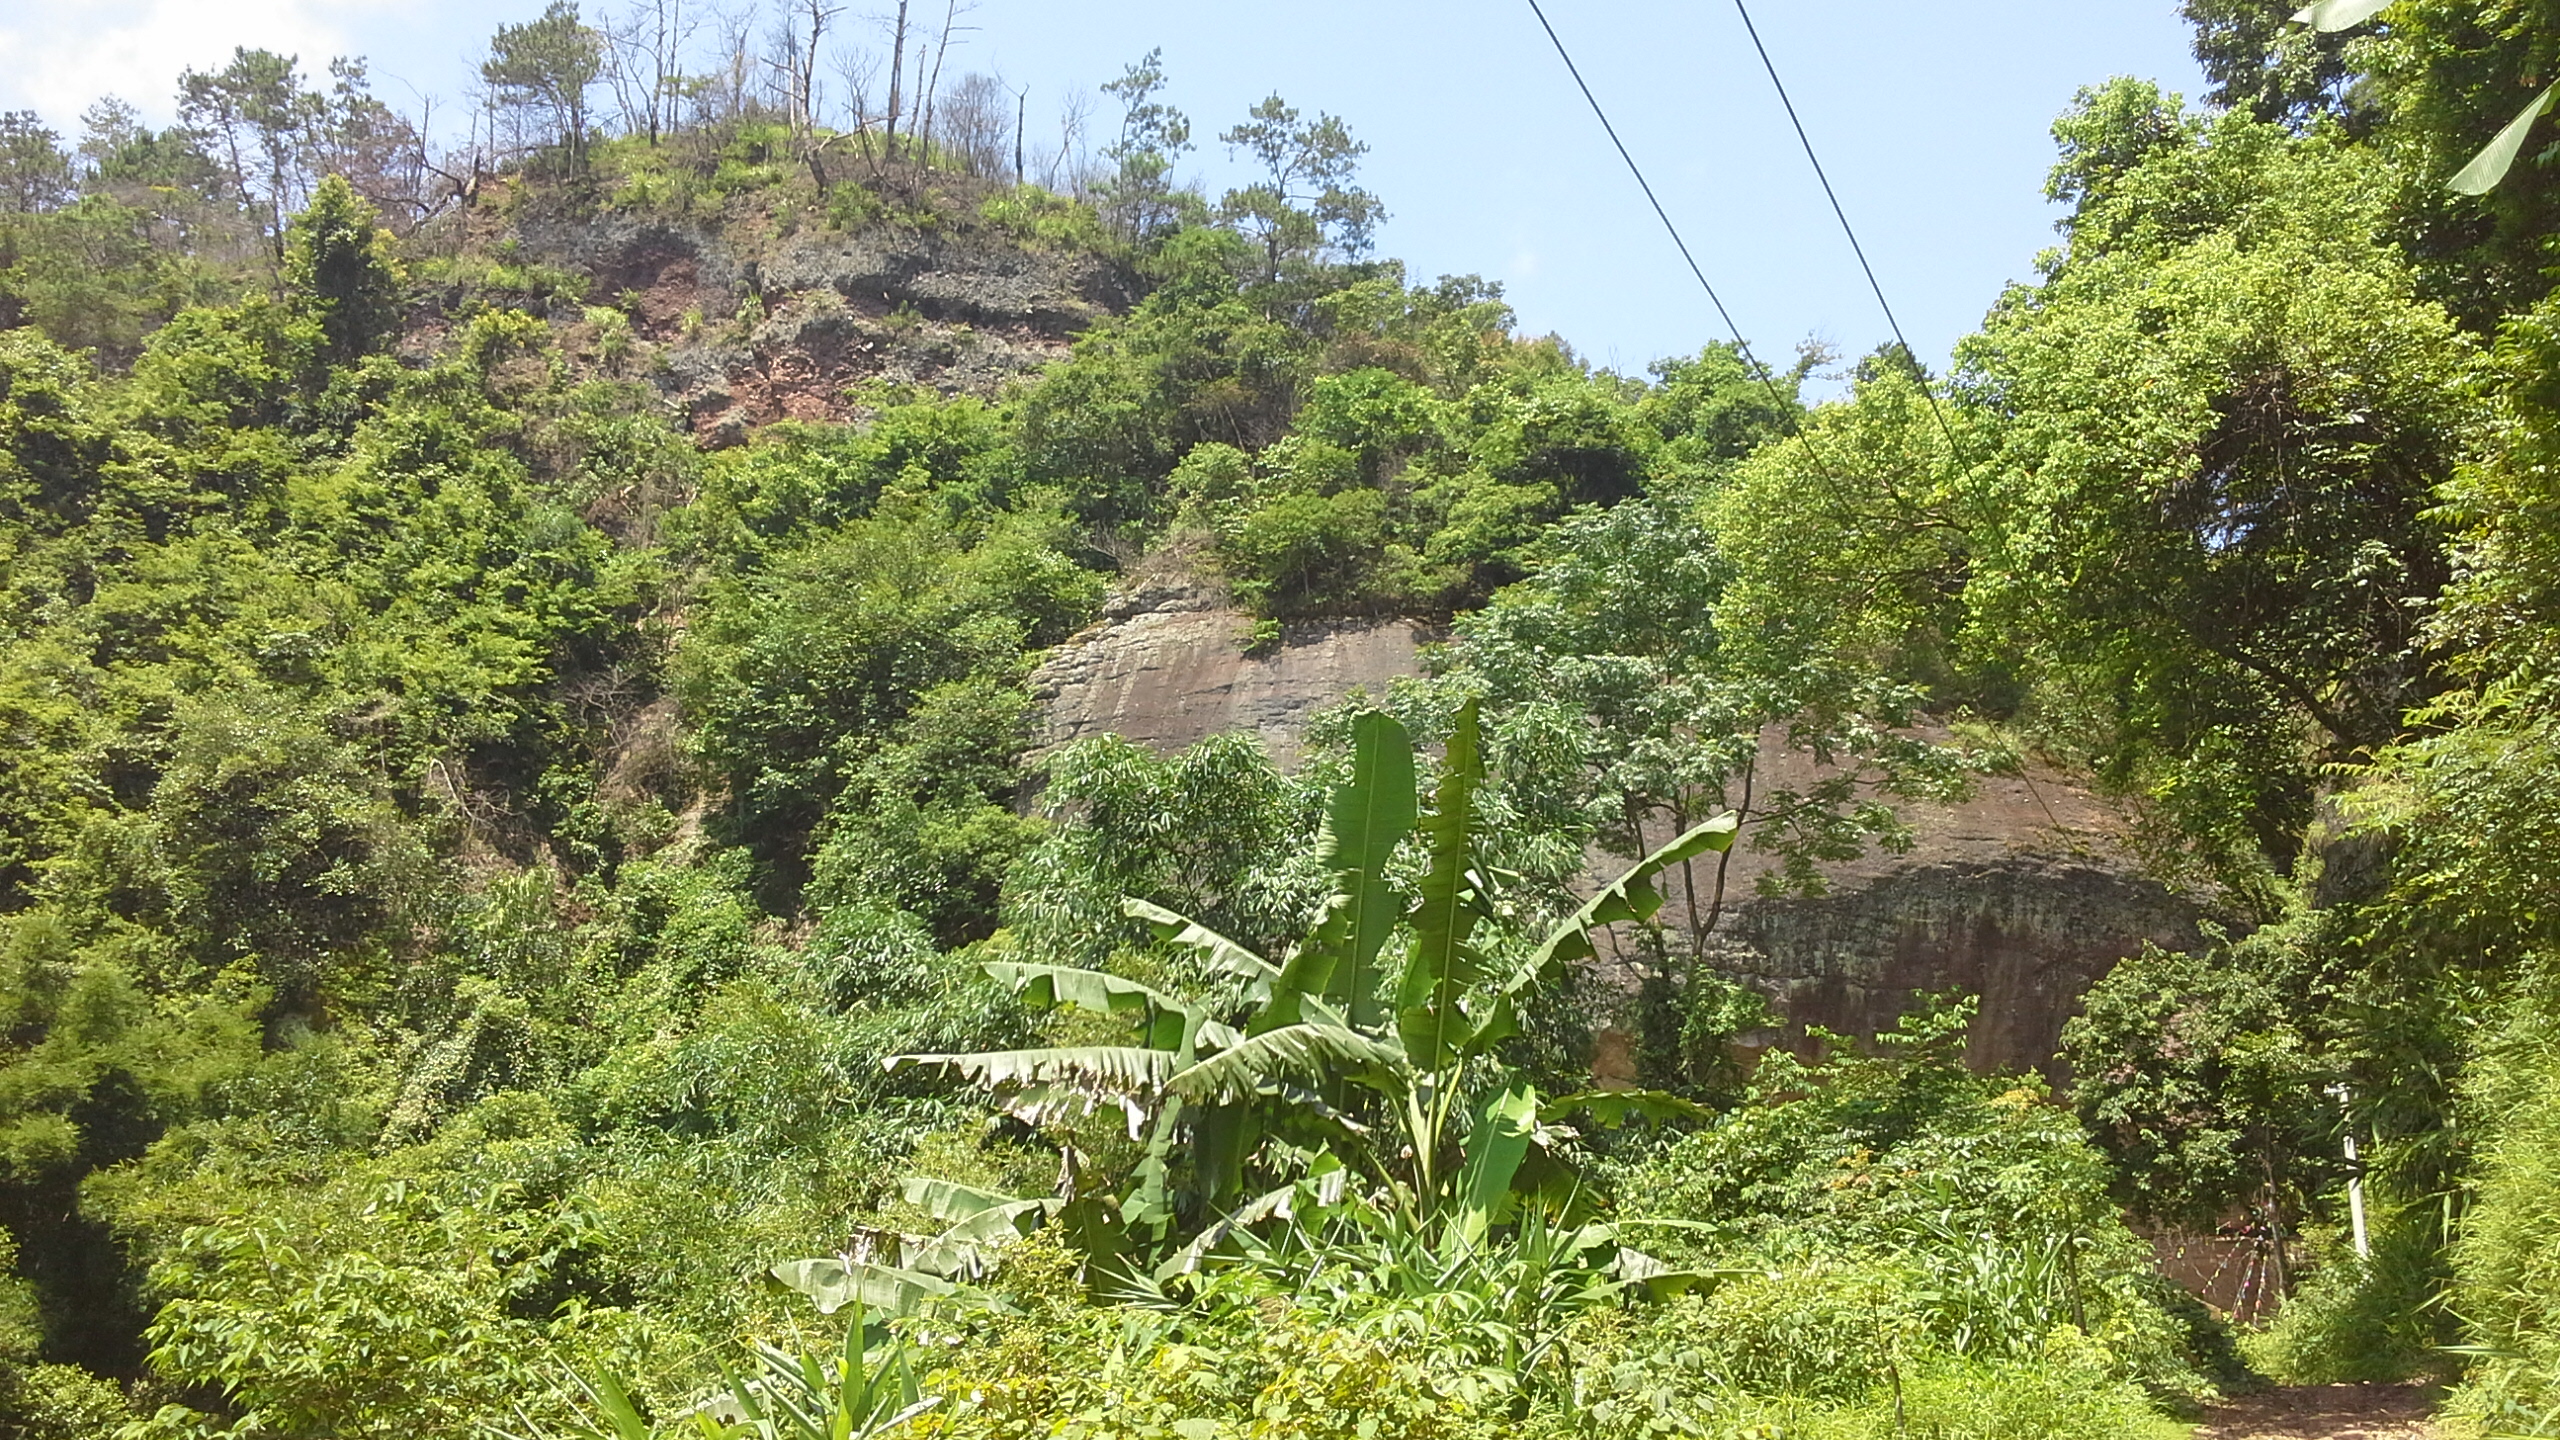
[
  {"xmin": 1728, "ymin": 0, "xmax": 1971, "ymax": 467},
  {"xmin": 1520, "ymin": 0, "xmax": 1841, "ymax": 486}
]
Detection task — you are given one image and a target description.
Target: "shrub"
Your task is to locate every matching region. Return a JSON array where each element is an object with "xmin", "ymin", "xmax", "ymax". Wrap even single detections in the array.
[{"xmin": 2249, "ymin": 1210, "xmax": 2452, "ymax": 1385}]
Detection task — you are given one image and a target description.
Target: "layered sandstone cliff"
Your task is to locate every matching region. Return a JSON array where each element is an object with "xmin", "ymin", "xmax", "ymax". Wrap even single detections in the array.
[{"xmin": 1027, "ymin": 581, "xmax": 2208, "ymax": 1075}]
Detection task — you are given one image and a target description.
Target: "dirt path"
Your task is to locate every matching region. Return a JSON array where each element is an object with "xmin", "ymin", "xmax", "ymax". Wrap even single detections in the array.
[{"xmin": 2193, "ymin": 1384, "xmax": 2438, "ymax": 1440}]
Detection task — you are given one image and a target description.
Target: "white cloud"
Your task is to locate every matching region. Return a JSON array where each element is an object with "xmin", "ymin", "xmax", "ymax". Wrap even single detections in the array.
[{"xmin": 0, "ymin": 0, "xmax": 373, "ymax": 129}]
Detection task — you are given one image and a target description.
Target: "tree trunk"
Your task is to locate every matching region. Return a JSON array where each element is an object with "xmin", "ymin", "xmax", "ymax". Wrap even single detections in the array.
[
  {"xmin": 884, "ymin": 0, "xmax": 908, "ymax": 159},
  {"xmin": 921, "ymin": 0, "xmax": 960, "ymax": 168}
]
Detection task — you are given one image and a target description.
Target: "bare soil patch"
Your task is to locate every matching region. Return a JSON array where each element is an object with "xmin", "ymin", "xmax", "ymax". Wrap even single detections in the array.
[{"xmin": 2193, "ymin": 1384, "xmax": 2438, "ymax": 1440}]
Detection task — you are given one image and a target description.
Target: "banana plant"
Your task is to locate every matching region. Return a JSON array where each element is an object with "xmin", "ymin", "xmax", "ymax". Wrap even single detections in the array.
[
  {"xmin": 775, "ymin": 701, "xmax": 1735, "ymax": 1313},
  {"xmin": 2291, "ymin": 0, "xmax": 2556, "ymax": 195},
  {"xmin": 562, "ymin": 1301, "xmax": 934, "ymax": 1440}
]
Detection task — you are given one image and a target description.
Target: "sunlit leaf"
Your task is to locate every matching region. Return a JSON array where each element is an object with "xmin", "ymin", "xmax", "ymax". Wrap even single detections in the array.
[
  {"xmin": 769, "ymin": 1256, "xmax": 955, "ymax": 1317},
  {"xmin": 1264, "ymin": 710, "xmax": 1417, "ymax": 1032},
  {"xmin": 2452, "ymin": 81, "xmax": 2560, "ymax": 195},
  {"xmin": 1165, "ymin": 1022, "xmax": 1409, "ymax": 1104},
  {"xmin": 2290, "ymin": 0, "xmax": 2390, "ymax": 30},
  {"xmin": 1450, "ymin": 1084, "xmax": 1540, "ymax": 1247},
  {"xmin": 885, "ymin": 1045, "xmax": 1176, "ymax": 1095},
  {"xmin": 1479, "ymin": 812, "xmax": 1739, "ymax": 1047}
]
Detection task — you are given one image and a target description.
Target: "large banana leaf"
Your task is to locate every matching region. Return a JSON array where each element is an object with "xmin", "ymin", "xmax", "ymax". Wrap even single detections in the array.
[
  {"xmin": 885, "ymin": 1045, "xmax": 1176, "ymax": 1095},
  {"xmin": 1166, "ymin": 1022, "xmax": 1410, "ymax": 1105},
  {"xmin": 1124, "ymin": 1093, "xmax": 1186, "ymax": 1233},
  {"xmin": 1397, "ymin": 698, "xmax": 1490, "ymax": 1071},
  {"xmin": 2452, "ymin": 81, "xmax": 2559, "ymax": 195},
  {"xmin": 900, "ymin": 1176, "xmax": 1058, "ymax": 1224},
  {"xmin": 1263, "ymin": 710, "xmax": 1418, "ymax": 1032},
  {"xmin": 1154, "ymin": 1177, "xmax": 1312, "ymax": 1279},
  {"xmin": 1477, "ymin": 812, "xmax": 1739, "ymax": 1049},
  {"xmin": 1539, "ymin": 1088, "xmax": 1712, "ymax": 1127},
  {"xmin": 2291, "ymin": 0, "xmax": 2389, "ymax": 29},
  {"xmin": 1449, "ymin": 1084, "xmax": 1540, "ymax": 1248},
  {"xmin": 1122, "ymin": 898, "xmax": 1278, "ymax": 983},
  {"xmin": 1187, "ymin": 1099, "xmax": 1262, "ymax": 1214},
  {"xmin": 982, "ymin": 961, "xmax": 1197, "ymax": 1050},
  {"xmin": 770, "ymin": 1256, "xmax": 956, "ymax": 1316},
  {"xmin": 893, "ymin": 1182, "xmax": 1059, "ymax": 1276}
]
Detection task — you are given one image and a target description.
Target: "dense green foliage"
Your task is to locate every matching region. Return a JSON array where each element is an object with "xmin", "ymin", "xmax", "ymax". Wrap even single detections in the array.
[{"xmin": 8, "ymin": 1, "xmax": 2560, "ymax": 1435}]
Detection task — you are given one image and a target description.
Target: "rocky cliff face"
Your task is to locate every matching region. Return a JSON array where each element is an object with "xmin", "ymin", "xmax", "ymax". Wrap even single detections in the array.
[
  {"xmin": 509, "ymin": 206, "xmax": 1131, "ymax": 442},
  {"xmin": 1724, "ymin": 858, "xmax": 2201, "ymax": 1078},
  {"xmin": 1029, "ymin": 578, "xmax": 1435, "ymax": 770},
  {"xmin": 1682, "ymin": 733, "xmax": 2206, "ymax": 1077},
  {"xmin": 1031, "ymin": 583, "xmax": 2208, "ymax": 1075}
]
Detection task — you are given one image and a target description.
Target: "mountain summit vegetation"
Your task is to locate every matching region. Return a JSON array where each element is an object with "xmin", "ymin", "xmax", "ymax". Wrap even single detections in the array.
[{"xmin": 1, "ymin": 1, "xmax": 2559, "ymax": 1435}]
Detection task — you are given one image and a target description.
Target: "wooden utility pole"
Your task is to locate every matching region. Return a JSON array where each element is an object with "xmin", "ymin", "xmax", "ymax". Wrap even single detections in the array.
[{"xmin": 1014, "ymin": 86, "xmax": 1026, "ymax": 185}]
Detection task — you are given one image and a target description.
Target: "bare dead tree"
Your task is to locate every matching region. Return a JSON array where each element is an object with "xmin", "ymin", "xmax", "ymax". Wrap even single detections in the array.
[
  {"xmin": 760, "ymin": 0, "xmax": 838, "ymax": 131},
  {"xmin": 765, "ymin": 0, "xmax": 845, "ymax": 184},
  {"xmin": 907, "ymin": 32, "xmax": 927, "ymax": 162},
  {"xmin": 939, "ymin": 72, "xmax": 1008, "ymax": 176},
  {"xmin": 882, "ymin": 0, "xmax": 908, "ymax": 160},
  {"xmin": 917, "ymin": 0, "xmax": 974, "ymax": 166},
  {"xmin": 833, "ymin": 43, "xmax": 881, "ymax": 169},
  {"xmin": 693, "ymin": 6, "xmax": 758, "ymax": 124},
  {"xmin": 601, "ymin": 7, "xmax": 653, "ymax": 137},
  {"xmin": 793, "ymin": 0, "xmax": 841, "ymax": 130},
  {"xmin": 650, "ymin": 0, "xmax": 699, "ymax": 139},
  {"xmin": 1042, "ymin": 86, "xmax": 1093, "ymax": 196},
  {"xmin": 603, "ymin": 0, "xmax": 700, "ymax": 143},
  {"xmin": 1014, "ymin": 83, "xmax": 1026, "ymax": 185}
]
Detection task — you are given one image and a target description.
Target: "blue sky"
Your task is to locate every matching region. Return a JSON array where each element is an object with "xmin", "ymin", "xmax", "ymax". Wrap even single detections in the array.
[{"xmin": 0, "ymin": 2, "xmax": 2206, "ymax": 385}]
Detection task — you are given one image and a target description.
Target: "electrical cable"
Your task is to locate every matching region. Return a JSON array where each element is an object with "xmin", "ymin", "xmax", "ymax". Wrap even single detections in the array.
[
  {"xmin": 1520, "ymin": 0, "xmax": 1841, "ymax": 484},
  {"xmin": 1728, "ymin": 0, "xmax": 1972, "ymax": 468}
]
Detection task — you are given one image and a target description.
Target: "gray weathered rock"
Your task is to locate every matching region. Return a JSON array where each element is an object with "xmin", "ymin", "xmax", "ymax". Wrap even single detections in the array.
[{"xmin": 1030, "ymin": 581, "xmax": 1434, "ymax": 770}]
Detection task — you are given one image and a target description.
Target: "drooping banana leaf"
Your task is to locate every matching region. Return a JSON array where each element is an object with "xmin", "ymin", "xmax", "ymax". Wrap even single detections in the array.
[
  {"xmin": 2290, "ymin": 0, "xmax": 2390, "ymax": 29},
  {"xmin": 900, "ymin": 1176, "xmax": 1060, "ymax": 1224},
  {"xmin": 982, "ymin": 961, "xmax": 1198, "ymax": 1050},
  {"xmin": 1153, "ymin": 1178, "xmax": 1307, "ymax": 1279},
  {"xmin": 1165, "ymin": 1022, "xmax": 1411, "ymax": 1105},
  {"xmin": 895, "ymin": 1192, "xmax": 1057, "ymax": 1277},
  {"xmin": 1397, "ymin": 697, "xmax": 1490, "ymax": 1072},
  {"xmin": 1123, "ymin": 898, "xmax": 1279, "ymax": 983},
  {"xmin": 1477, "ymin": 812, "xmax": 1739, "ymax": 1048},
  {"xmin": 1605, "ymin": 1240, "xmax": 1752, "ymax": 1300},
  {"xmin": 1122, "ymin": 1092, "xmax": 1186, "ymax": 1236},
  {"xmin": 1538, "ymin": 1088, "xmax": 1713, "ymax": 1127},
  {"xmin": 884, "ymin": 1045, "xmax": 1176, "ymax": 1096},
  {"xmin": 2452, "ymin": 80, "xmax": 2560, "ymax": 195},
  {"xmin": 769, "ymin": 1256, "xmax": 956, "ymax": 1317},
  {"xmin": 1187, "ymin": 1099, "xmax": 1261, "ymax": 1215},
  {"xmin": 1000, "ymin": 1082, "xmax": 1147, "ymax": 1138}
]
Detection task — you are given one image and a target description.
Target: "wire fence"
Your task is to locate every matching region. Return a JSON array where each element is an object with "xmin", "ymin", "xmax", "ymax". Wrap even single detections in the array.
[{"xmin": 2147, "ymin": 1221, "xmax": 2290, "ymax": 1326}]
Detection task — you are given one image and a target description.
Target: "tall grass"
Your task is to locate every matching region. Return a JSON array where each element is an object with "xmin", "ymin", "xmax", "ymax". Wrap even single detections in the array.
[{"xmin": 2449, "ymin": 988, "xmax": 2560, "ymax": 1435}]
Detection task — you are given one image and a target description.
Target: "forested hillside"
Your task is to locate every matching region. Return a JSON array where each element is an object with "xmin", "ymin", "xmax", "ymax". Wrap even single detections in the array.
[{"xmin": 2, "ymin": 1, "xmax": 2559, "ymax": 1436}]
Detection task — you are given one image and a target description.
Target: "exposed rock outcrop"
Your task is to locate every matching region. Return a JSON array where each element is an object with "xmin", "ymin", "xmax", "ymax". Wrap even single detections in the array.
[
  {"xmin": 1032, "ymin": 581, "xmax": 2212, "ymax": 1075},
  {"xmin": 1726, "ymin": 857, "xmax": 2203, "ymax": 1077},
  {"xmin": 509, "ymin": 208, "xmax": 1131, "ymax": 439},
  {"xmin": 1029, "ymin": 579, "xmax": 1435, "ymax": 770}
]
